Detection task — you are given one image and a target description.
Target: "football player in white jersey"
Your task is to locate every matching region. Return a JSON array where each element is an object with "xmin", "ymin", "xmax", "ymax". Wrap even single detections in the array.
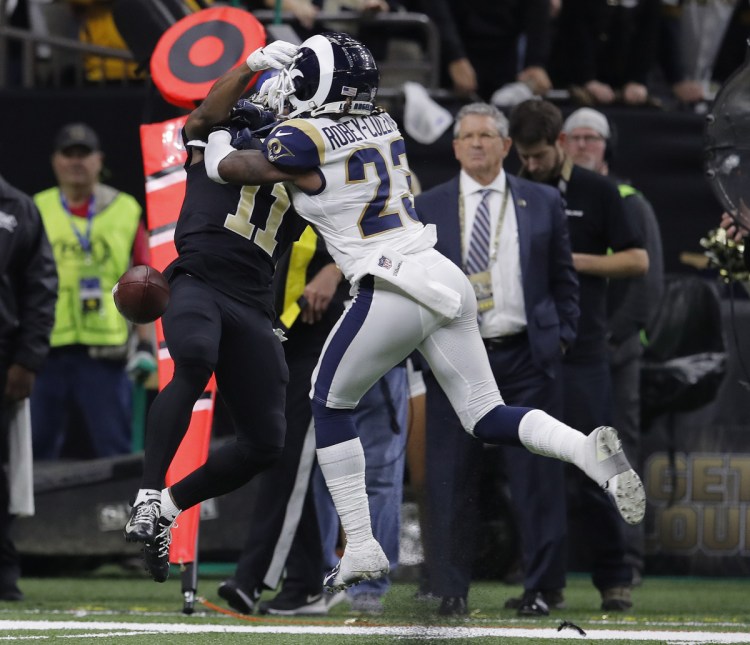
[{"xmin": 204, "ymin": 32, "xmax": 646, "ymax": 592}]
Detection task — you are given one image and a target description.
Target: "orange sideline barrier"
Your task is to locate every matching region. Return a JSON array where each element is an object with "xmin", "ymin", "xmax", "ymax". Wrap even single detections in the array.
[{"xmin": 139, "ymin": 117, "xmax": 215, "ymax": 566}]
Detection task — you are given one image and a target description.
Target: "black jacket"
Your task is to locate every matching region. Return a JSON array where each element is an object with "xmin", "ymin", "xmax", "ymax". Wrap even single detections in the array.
[{"xmin": 0, "ymin": 174, "xmax": 57, "ymax": 371}]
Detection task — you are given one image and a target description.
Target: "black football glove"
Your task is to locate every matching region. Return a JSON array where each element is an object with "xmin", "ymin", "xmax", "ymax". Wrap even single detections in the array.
[
  {"xmin": 231, "ymin": 99, "xmax": 277, "ymax": 132},
  {"xmin": 231, "ymin": 126, "xmax": 264, "ymax": 151},
  {"xmin": 210, "ymin": 124, "xmax": 263, "ymax": 151}
]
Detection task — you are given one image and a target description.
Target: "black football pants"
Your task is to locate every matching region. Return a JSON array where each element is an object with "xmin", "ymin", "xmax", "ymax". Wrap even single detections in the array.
[{"xmin": 140, "ymin": 273, "xmax": 287, "ymax": 509}]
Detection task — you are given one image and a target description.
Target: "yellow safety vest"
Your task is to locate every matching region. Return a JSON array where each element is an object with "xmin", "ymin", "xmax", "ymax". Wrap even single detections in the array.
[{"xmin": 34, "ymin": 187, "xmax": 142, "ymax": 347}]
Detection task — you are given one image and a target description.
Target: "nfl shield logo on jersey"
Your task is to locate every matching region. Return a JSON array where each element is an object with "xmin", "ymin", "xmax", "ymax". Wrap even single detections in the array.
[{"xmin": 378, "ymin": 255, "xmax": 392, "ymax": 270}]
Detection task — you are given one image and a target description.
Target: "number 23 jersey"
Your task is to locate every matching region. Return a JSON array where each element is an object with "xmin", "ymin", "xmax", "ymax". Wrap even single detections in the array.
[{"xmin": 262, "ymin": 111, "xmax": 436, "ymax": 282}]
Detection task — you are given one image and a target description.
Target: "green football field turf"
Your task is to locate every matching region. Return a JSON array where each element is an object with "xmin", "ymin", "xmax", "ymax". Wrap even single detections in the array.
[{"xmin": 1, "ymin": 566, "xmax": 749, "ymax": 644}]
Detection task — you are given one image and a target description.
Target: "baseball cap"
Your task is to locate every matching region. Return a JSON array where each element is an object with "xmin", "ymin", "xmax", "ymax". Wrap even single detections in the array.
[
  {"xmin": 54, "ymin": 123, "xmax": 101, "ymax": 153},
  {"xmin": 562, "ymin": 108, "xmax": 610, "ymax": 139}
]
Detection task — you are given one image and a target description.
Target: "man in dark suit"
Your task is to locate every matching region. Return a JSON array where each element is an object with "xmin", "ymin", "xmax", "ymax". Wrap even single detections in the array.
[
  {"xmin": 414, "ymin": 102, "xmax": 579, "ymax": 616},
  {"xmin": 509, "ymin": 99, "xmax": 648, "ymax": 612}
]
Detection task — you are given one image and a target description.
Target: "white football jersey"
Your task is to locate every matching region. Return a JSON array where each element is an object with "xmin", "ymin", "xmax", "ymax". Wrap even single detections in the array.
[
  {"xmin": 262, "ymin": 111, "xmax": 435, "ymax": 281},
  {"xmin": 261, "ymin": 109, "xmax": 504, "ymax": 427}
]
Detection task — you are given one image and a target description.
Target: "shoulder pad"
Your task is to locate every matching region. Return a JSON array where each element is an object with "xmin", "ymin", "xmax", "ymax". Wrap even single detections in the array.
[{"xmin": 264, "ymin": 119, "xmax": 327, "ymax": 169}]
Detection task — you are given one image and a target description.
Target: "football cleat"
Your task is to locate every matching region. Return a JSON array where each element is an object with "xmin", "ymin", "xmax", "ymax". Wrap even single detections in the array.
[
  {"xmin": 323, "ymin": 539, "xmax": 389, "ymax": 592},
  {"xmin": 605, "ymin": 470, "xmax": 646, "ymax": 525},
  {"xmin": 583, "ymin": 426, "xmax": 646, "ymax": 525},
  {"xmin": 124, "ymin": 498, "xmax": 160, "ymax": 543},
  {"xmin": 143, "ymin": 516, "xmax": 176, "ymax": 583}
]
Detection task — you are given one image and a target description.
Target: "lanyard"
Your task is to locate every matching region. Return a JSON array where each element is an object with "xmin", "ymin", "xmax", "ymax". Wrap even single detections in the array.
[
  {"xmin": 557, "ymin": 156, "xmax": 574, "ymax": 198},
  {"xmin": 459, "ymin": 178, "xmax": 510, "ymax": 270},
  {"xmin": 61, "ymin": 194, "xmax": 96, "ymax": 255}
]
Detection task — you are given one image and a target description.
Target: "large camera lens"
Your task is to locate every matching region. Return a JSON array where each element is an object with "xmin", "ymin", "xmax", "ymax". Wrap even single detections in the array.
[{"xmin": 705, "ymin": 40, "xmax": 750, "ymax": 229}]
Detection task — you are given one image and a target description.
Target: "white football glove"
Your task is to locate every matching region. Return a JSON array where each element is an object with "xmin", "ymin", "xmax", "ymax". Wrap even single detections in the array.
[
  {"xmin": 246, "ymin": 40, "xmax": 299, "ymax": 72},
  {"xmin": 252, "ymin": 75, "xmax": 278, "ymax": 106}
]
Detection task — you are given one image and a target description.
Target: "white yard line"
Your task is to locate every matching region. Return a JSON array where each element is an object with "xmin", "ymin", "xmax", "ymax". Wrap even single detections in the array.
[{"xmin": 0, "ymin": 621, "xmax": 749, "ymax": 642}]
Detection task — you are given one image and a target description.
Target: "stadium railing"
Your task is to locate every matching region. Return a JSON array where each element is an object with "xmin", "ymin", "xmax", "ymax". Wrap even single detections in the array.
[{"xmin": 0, "ymin": 8, "xmax": 445, "ymax": 101}]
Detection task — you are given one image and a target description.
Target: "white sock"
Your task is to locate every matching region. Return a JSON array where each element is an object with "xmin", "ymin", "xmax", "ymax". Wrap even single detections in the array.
[
  {"xmin": 316, "ymin": 438, "xmax": 373, "ymax": 549},
  {"xmin": 160, "ymin": 487, "xmax": 181, "ymax": 523},
  {"xmin": 517, "ymin": 409, "xmax": 586, "ymax": 467},
  {"xmin": 134, "ymin": 489, "xmax": 160, "ymax": 506}
]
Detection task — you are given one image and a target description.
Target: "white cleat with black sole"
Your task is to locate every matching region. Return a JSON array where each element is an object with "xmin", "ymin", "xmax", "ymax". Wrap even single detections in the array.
[
  {"xmin": 323, "ymin": 539, "xmax": 389, "ymax": 592},
  {"xmin": 583, "ymin": 426, "xmax": 646, "ymax": 525}
]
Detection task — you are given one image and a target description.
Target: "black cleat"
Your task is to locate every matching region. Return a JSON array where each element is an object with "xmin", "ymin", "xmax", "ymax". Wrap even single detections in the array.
[
  {"xmin": 143, "ymin": 516, "xmax": 175, "ymax": 583},
  {"xmin": 124, "ymin": 499, "xmax": 160, "ymax": 543},
  {"xmin": 218, "ymin": 579, "xmax": 260, "ymax": 614}
]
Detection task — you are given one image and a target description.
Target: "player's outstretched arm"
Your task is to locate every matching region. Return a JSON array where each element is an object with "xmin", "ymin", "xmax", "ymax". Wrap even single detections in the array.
[
  {"xmin": 186, "ymin": 65, "xmax": 254, "ymax": 141},
  {"xmin": 205, "ymin": 130, "xmax": 297, "ymax": 186},
  {"xmin": 186, "ymin": 40, "xmax": 299, "ymax": 141}
]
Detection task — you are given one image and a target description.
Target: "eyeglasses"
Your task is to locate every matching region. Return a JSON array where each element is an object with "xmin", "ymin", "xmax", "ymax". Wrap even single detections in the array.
[{"xmin": 567, "ymin": 134, "xmax": 606, "ymax": 145}]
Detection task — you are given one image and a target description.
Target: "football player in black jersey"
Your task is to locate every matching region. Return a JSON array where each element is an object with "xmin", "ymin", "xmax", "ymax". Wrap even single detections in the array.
[{"xmin": 123, "ymin": 40, "xmax": 306, "ymax": 583}]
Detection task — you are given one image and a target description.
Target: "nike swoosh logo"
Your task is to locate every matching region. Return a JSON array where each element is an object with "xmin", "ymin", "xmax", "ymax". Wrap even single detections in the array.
[
  {"xmin": 323, "ymin": 563, "xmax": 340, "ymax": 586},
  {"xmin": 274, "ymin": 132, "xmax": 293, "ymax": 137},
  {"xmin": 306, "ymin": 594, "xmax": 322, "ymax": 604},
  {"xmin": 124, "ymin": 516, "xmax": 147, "ymax": 532}
]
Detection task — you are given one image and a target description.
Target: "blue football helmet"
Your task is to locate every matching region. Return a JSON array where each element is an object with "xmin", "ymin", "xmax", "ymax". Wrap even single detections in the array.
[{"xmin": 268, "ymin": 32, "xmax": 379, "ymax": 118}]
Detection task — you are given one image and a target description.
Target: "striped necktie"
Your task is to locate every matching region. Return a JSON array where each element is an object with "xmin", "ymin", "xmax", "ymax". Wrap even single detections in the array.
[{"xmin": 466, "ymin": 188, "xmax": 492, "ymax": 274}]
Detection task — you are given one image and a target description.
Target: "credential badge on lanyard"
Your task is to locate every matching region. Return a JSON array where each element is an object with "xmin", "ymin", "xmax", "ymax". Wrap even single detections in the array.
[{"xmin": 63, "ymin": 194, "xmax": 103, "ymax": 314}]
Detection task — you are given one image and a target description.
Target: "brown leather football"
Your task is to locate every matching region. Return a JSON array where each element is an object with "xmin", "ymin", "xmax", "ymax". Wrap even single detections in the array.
[{"xmin": 112, "ymin": 265, "xmax": 170, "ymax": 324}]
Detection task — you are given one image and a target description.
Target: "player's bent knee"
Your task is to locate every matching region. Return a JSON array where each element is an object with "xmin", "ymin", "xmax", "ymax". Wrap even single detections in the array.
[
  {"xmin": 234, "ymin": 410, "xmax": 286, "ymax": 448},
  {"xmin": 311, "ymin": 399, "xmax": 358, "ymax": 448},
  {"xmin": 236, "ymin": 439, "xmax": 283, "ymax": 472},
  {"xmin": 172, "ymin": 334, "xmax": 218, "ymax": 370},
  {"xmin": 171, "ymin": 360, "xmax": 214, "ymax": 395}
]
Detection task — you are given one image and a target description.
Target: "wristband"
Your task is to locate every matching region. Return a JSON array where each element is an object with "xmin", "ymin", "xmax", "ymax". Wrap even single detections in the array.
[{"xmin": 205, "ymin": 130, "xmax": 234, "ymax": 184}]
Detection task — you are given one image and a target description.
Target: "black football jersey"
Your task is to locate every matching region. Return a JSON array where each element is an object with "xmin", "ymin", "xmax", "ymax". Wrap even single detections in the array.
[{"xmin": 165, "ymin": 160, "xmax": 305, "ymax": 317}]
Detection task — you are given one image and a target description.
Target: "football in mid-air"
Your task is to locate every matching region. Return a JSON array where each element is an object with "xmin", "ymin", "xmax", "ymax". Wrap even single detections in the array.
[{"xmin": 112, "ymin": 265, "xmax": 170, "ymax": 324}]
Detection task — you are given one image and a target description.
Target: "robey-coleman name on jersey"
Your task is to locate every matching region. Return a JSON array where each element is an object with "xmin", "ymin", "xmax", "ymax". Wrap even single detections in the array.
[
  {"xmin": 319, "ymin": 113, "xmax": 399, "ymax": 150},
  {"xmin": 267, "ymin": 113, "xmax": 399, "ymax": 163}
]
